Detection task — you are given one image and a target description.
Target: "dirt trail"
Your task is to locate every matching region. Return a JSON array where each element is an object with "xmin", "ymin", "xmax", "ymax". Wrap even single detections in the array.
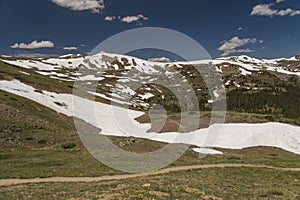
[{"xmin": 1, "ymin": 164, "xmax": 300, "ymax": 186}]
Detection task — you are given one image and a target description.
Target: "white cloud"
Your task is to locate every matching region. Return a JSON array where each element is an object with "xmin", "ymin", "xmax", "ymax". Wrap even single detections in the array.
[
  {"xmin": 250, "ymin": 3, "xmax": 300, "ymax": 17},
  {"xmin": 51, "ymin": 0, "xmax": 104, "ymax": 13},
  {"xmin": 291, "ymin": 10, "xmax": 300, "ymax": 16},
  {"xmin": 104, "ymin": 16, "xmax": 116, "ymax": 21},
  {"xmin": 148, "ymin": 57, "xmax": 171, "ymax": 63},
  {"xmin": 218, "ymin": 37, "xmax": 258, "ymax": 56},
  {"xmin": 11, "ymin": 40, "xmax": 54, "ymax": 49},
  {"xmin": 277, "ymin": 8, "xmax": 294, "ymax": 16},
  {"xmin": 63, "ymin": 46, "xmax": 78, "ymax": 51},
  {"xmin": 104, "ymin": 14, "xmax": 149, "ymax": 24},
  {"xmin": 276, "ymin": 0, "xmax": 285, "ymax": 3},
  {"xmin": 250, "ymin": 4, "xmax": 278, "ymax": 16},
  {"xmin": 120, "ymin": 14, "xmax": 149, "ymax": 23}
]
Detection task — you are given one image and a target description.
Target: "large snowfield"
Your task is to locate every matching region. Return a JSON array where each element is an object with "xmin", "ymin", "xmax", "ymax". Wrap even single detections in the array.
[{"xmin": 0, "ymin": 79, "xmax": 299, "ymax": 155}]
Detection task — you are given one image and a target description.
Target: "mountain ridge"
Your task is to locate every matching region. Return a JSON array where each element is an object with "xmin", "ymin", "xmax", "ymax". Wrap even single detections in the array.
[{"xmin": 0, "ymin": 51, "xmax": 299, "ymax": 119}]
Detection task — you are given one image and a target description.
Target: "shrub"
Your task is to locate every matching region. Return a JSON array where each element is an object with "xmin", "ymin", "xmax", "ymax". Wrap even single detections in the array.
[
  {"xmin": 264, "ymin": 115, "xmax": 275, "ymax": 121},
  {"xmin": 25, "ymin": 136, "xmax": 34, "ymax": 141},
  {"xmin": 61, "ymin": 142, "xmax": 76, "ymax": 149},
  {"xmin": 37, "ymin": 139, "xmax": 47, "ymax": 145},
  {"xmin": 138, "ymin": 193, "xmax": 144, "ymax": 199}
]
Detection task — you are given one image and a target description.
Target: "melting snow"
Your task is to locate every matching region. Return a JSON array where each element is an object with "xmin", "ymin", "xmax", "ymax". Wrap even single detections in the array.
[
  {"xmin": 240, "ymin": 68, "xmax": 251, "ymax": 76},
  {"xmin": 0, "ymin": 79, "xmax": 300, "ymax": 155},
  {"xmin": 139, "ymin": 93, "xmax": 155, "ymax": 100},
  {"xmin": 192, "ymin": 148, "xmax": 223, "ymax": 155},
  {"xmin": 19, "ymin": 71, "xmax": 30, "ymax": 76}
]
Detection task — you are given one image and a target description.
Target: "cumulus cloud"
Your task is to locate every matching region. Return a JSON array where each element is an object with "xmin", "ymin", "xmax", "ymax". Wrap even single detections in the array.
[
  {"xmin": 11, "ymin": 40, "xmax": 54, "ymax": 49},
  {"xmin": 63, "ymin": 46, "xmax": 78, "ymax": 51},
  {"xmin": 104, "ymin": 16, "xmax": 116, "ymax": 21},
  {"xmin": 121, "ymin": 14, "xmax": 149, "ymax": 23},
  {"xmin": 218, "ymin": 37, "xmax": 259, "ymax": 56},
  {"xmin": 250, "ymin": 4, "xmax": 278, "ymax": 16},
  {"xmin": 276, "ymin": 0, "xmax": 285, "ymax": 3},
  {"xmin": 250, "ymin": 3, "xmax": 300, "ymax": 17},
  {"xmin": 51, "ymin": 0, "xmax": 104, "ymax": 13},
  {"xmin": 105, "ymin": 14, "xmax": 149, "ymax": 24}
]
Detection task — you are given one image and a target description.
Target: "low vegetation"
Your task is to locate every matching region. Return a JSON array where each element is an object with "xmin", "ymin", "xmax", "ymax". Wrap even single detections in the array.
[{"xmin": 0, "ymin": 167, "xmax": 299, "ymax": 199}]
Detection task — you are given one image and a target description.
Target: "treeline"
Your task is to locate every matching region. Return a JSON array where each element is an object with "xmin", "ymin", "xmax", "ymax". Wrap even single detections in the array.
[{"xmin": 227, "ymin": 84, "xmax": 300, "ymax": 119}]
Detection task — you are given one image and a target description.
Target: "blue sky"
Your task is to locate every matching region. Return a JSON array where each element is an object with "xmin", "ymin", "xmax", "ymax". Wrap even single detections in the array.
[{"xmin": 0, "ymin": 0, "xmax": 300, "ymax": 59}]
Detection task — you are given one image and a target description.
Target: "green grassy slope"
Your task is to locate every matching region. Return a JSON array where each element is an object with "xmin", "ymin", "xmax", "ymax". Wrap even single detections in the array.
[{"xmin": 1, "ymin": 167, "xmax": 299, "ymax": 199}]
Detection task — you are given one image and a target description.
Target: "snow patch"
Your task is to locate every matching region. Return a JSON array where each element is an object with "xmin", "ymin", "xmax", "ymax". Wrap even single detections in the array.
[
  {"xmin": 1, "ymin": 79, "xmax": 300, "ymax": 155},
  {"xmin": 192, "ymin": 148, "xmax": 223, "ymax": 155}
]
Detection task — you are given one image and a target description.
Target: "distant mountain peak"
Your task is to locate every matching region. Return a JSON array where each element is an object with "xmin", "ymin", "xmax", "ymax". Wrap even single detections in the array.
[{"xmin": 294, "ymin": 53, "xmax": 300, "ymax": 60}]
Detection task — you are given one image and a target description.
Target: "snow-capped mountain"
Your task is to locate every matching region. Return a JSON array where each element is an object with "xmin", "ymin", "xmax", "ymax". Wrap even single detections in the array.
[
  {"xmin": 1, "ymin": 52, "xmax": 300, "ymax": 79},
  {"xmin": 0, "ymin": 52, "xmax": 299, "ymax": 111}
]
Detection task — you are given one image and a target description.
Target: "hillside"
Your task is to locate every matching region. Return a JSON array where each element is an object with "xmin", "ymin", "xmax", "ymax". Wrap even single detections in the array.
[
  {"xmin": 0, "ymin": 52, "xmax": 299, "ymax": 155},
  {"xmin": 1, "ymin": 52, "xmax": 300, "ymax": 120},
  {"xmin": 0, "ymin": 52, "xmax": 300, "ymax": 199}
]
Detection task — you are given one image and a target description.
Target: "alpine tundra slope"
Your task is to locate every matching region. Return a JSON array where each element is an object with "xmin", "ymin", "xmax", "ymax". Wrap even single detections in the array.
[{"xmin": 0, "ymin": 52, "xmax": 299, "ymax": 155}]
